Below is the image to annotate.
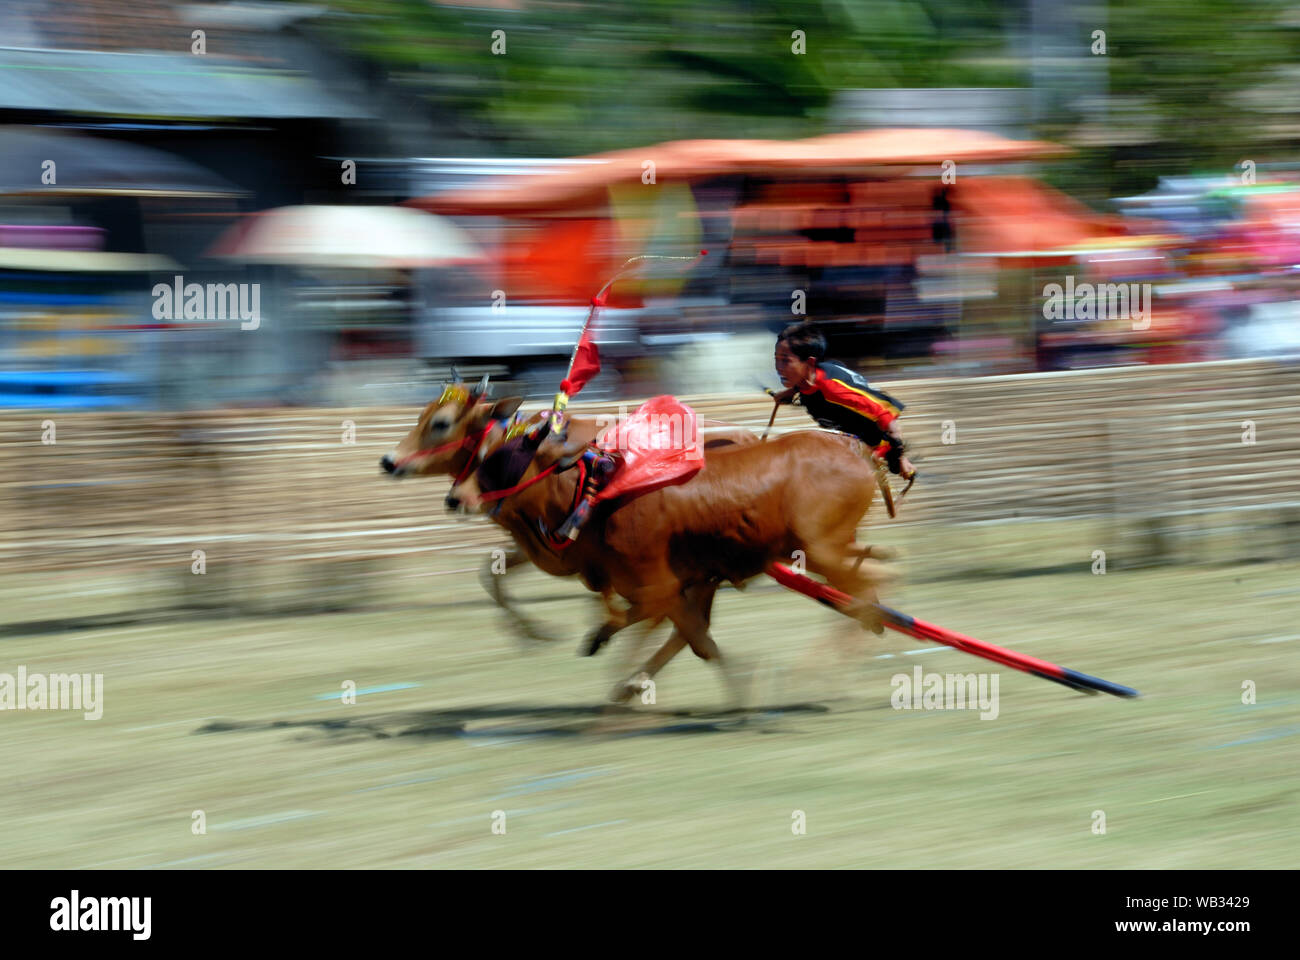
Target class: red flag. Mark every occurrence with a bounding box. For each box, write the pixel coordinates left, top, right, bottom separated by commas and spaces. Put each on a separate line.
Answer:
560, 325, 600, 397
557, 253, 706, 399
560, 291, 607, 398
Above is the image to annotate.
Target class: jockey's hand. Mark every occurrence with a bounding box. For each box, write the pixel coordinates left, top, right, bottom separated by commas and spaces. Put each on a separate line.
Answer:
898, 457, 917, 481
765, 386, 797, 404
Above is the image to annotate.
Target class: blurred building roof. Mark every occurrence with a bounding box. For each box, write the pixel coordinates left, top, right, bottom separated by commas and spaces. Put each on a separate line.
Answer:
950, 176, 1130, 259
2, 0, 187, 55
0, 46, 374, 120
0, 1, 371, 120
0, 126, 245, 196
0, 0, 322, 59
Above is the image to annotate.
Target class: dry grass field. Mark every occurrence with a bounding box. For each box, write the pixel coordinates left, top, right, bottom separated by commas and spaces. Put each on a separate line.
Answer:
3, 520, 1297, 869
5, 362, 1297, 868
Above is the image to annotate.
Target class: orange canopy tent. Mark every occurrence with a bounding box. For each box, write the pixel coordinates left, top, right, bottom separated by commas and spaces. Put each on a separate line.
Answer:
948, 176, 1132, 262
412, 129, 1067, 217
411, 130, 1117, 304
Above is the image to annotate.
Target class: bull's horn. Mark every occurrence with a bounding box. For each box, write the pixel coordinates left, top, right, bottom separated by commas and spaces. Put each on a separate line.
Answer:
525, 418, 552, 449
450, 364, 462, 383
472, 373, 490, 398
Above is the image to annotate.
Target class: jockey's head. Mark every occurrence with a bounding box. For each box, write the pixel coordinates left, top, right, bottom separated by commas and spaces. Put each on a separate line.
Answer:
775, 321, 825, 390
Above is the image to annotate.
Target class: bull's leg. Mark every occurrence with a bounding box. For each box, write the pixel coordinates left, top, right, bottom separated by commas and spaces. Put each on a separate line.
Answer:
605, 593, 680, 703
481, 546, 628, 648
848, 543, 897, 568
611, 583, 743, 708
609, 629, 688, 704
480, 544, 558, 643
581, 590, 628, 657
802, 543, 893, 635
673, 582, 747, 709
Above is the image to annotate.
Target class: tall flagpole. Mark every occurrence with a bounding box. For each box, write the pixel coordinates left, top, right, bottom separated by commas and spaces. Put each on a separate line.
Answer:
550, 251, 708, 432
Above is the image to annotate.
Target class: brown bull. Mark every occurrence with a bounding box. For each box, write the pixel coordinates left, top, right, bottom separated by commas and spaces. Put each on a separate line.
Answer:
449, 422, 892, 703
380, 381, 756, 649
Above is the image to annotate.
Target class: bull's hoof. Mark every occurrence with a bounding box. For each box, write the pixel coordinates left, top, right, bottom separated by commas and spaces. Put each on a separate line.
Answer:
860, 608, 885, 635
608, 681, 637, 704
608, 672, 651, 704
842, 599, 885, 636
581, 627, 613, 657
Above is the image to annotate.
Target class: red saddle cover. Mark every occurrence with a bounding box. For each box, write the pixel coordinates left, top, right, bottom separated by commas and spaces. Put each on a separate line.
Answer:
594, 395, 703, 502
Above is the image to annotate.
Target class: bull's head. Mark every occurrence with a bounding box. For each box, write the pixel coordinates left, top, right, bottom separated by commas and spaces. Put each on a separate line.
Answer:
380, 376, 522, 479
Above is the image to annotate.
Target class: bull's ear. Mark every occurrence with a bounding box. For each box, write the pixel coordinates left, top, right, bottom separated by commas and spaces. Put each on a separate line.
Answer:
489, 396, 523, 420
467, 395, 506, 429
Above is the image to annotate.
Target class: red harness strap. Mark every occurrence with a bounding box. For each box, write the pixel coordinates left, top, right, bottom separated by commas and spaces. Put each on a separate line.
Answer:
477, 462, 560, 503
478, 459, 587, 552
451, 424, 495, 487
393, 422, 495, 477
545, 460, 587, 550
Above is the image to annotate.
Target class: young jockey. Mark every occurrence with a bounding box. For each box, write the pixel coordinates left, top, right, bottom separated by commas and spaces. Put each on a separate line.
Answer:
773, 321, 916, 480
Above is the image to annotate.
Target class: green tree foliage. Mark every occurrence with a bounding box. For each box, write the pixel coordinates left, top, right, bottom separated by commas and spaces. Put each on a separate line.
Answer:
300, 0, 1300, 197
300, 0, 1018, 153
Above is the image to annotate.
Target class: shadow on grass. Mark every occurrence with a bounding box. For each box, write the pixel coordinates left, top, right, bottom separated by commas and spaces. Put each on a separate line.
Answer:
0, 596, 596, 639
194, 701, 856, 742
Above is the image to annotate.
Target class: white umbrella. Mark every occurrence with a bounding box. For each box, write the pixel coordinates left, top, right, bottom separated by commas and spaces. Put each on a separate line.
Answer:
206, 204, 483, 268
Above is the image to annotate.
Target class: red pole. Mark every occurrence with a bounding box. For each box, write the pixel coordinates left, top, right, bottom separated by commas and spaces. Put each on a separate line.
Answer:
766, 563, 1139, 698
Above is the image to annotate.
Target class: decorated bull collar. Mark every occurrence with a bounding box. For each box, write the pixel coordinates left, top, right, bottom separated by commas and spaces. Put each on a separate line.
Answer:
503, 413, 530, 441
501, 409, 566, 443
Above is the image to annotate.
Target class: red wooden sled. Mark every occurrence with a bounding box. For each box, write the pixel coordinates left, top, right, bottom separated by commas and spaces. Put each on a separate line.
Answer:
767, 563, 1139, 698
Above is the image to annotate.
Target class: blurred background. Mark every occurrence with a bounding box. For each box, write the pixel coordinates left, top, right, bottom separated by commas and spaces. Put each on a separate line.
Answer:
3, 0, 1300, 411
3, 1, 1299, 869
